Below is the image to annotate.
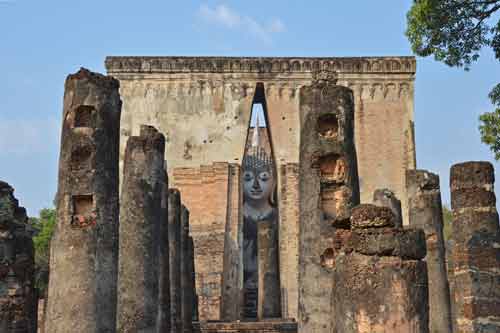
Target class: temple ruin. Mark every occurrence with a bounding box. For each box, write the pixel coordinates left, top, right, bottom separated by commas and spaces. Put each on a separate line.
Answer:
105, 56, 417, 325
1, 56, 499, 333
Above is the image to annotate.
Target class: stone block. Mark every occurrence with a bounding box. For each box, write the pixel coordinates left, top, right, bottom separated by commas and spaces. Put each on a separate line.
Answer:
333, 253, 429, 333
350, 204, 395, 229
373, 188, 403, 227
347, 227, 426, 259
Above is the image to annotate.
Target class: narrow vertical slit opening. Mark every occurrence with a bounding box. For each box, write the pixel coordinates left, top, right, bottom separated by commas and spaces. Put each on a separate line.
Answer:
241, 82, 281, 320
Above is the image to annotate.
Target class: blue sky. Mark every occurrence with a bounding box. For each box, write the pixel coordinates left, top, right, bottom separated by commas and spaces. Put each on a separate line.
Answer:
1, 1, 499, 216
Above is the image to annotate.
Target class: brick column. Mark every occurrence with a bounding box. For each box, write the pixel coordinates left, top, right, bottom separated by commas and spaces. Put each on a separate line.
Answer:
117, 125, 165, 332
45, 68, 121, 333
333, 204, 429, 333
450, 161, 500, 332
406, 170, 452, 333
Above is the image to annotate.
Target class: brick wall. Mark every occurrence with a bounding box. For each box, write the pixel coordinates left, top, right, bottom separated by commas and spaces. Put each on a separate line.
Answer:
173, 163, 231, 320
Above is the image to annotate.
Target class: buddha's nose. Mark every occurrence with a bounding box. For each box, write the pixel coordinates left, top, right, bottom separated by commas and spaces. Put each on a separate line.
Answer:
252, 178, 261, 190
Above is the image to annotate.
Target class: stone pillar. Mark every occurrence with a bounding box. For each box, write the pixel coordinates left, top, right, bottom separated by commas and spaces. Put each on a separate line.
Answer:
450, 161, 500, 333
45, 68, 121, 333
181, 205, 193, 333
117, 125, 165, 332
188, 236, 198, 324
0, 181, 37, 333
257, 220, 281, 319
445, 241, 457, 333
333, 204, 429, 333
373, 188, 402, 227
299, 77, 360, 332
279, 163, 300, 319
221, 164, 242, 321
406, 170, 452, 333
168, 189, 182, 333
157, 170, 171, 333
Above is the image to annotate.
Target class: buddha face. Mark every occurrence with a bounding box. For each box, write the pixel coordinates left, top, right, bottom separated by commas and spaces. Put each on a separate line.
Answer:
243, 168, 274, 204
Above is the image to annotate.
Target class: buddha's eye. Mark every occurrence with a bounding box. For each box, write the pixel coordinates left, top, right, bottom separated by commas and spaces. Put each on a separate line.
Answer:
259, 172, 270, 181
243, 172, 254, 181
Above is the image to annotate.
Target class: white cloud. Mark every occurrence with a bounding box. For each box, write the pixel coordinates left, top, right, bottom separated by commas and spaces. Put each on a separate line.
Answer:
199, 4, 241, 28
197, 4, 286, 44
0, 117, 60, 156
268, 18, 286, 33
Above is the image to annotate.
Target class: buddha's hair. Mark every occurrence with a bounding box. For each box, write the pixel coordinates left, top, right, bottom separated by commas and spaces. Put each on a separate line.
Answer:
243, 147, 274, 173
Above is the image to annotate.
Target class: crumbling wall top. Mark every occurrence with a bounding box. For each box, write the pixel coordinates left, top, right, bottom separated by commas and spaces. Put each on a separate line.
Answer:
66, 67, 120, 90
105, 56, 416, 75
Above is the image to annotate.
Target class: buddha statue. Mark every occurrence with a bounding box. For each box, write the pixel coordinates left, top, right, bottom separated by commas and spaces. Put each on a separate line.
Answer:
241, 115, 279, 318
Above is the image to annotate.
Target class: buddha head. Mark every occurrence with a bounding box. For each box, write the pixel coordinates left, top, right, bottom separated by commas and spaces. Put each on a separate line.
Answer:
242, 146, 275, 207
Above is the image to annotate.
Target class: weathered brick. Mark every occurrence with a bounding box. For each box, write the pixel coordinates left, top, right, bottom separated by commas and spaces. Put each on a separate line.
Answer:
450, 161, 500, 333
333, 204, 429, 333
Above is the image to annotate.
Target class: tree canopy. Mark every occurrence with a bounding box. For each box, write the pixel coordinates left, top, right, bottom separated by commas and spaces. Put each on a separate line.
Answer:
406, 0, 500, 159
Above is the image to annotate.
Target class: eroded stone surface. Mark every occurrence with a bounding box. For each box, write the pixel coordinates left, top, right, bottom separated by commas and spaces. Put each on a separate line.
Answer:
299, 81, 360, 332
195, 319, 297, 333
333, 253, 429, 333
168, 189, 182, 332
220, 164, 242, 321
157, 173, 171, 333
180, 205, 194, 332
257, 220, 281, 319
333, 204, 429, 333
350, 204, 395, 229
347, 227, 426, 259
117, 125, 166, 332
45, 68, 121, 333
373, 188, 402, 227
0, 181, 36, 333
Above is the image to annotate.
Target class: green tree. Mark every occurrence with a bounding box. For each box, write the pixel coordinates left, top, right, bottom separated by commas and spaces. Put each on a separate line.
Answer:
32, 208, 56, 296
406, 0, 500, 158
